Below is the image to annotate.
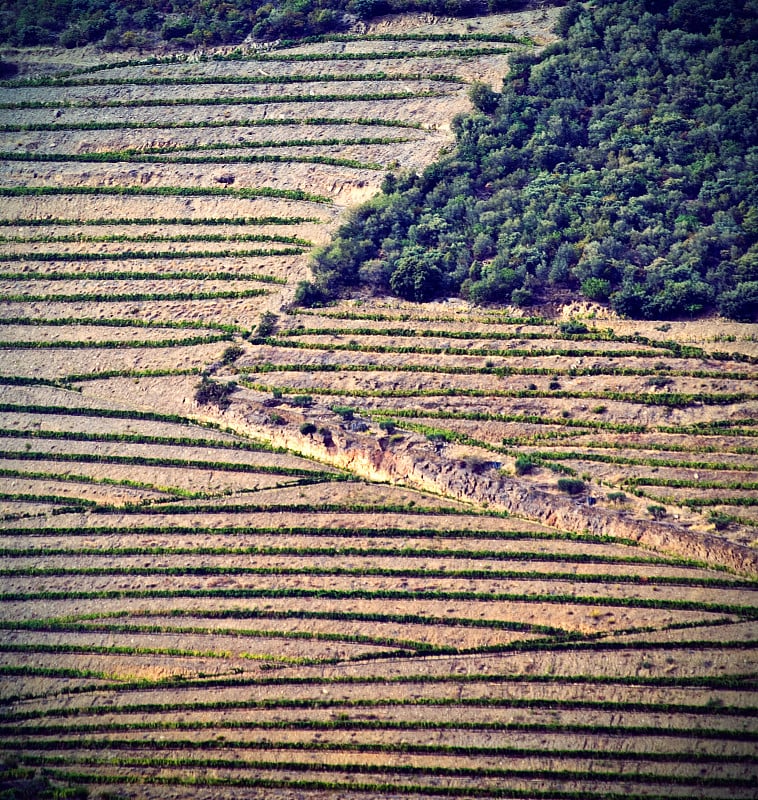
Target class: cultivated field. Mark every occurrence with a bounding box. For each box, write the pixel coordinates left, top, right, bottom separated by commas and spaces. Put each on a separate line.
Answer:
0, 8, 756, 798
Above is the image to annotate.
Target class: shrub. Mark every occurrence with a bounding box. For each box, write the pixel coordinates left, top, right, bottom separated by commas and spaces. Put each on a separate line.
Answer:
379, 420, 396, 434
331, 405, 355, 420
580, 278, 611, 302
294, 280, 325, 307
195, 377, 237, 409
709, 512, 731, 531
557, 477, 585, 495
647, 504, 667, 520
221, 344, 244, 365
607, 491, 627, 504
514, 455, 536, 476
291, 395, 313, 408
253, 311, 278, 340
559, 320, 588, 335
299, 422, 317, 435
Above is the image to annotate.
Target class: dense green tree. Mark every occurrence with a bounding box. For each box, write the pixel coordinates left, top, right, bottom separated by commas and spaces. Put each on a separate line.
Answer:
311, 0, 758, 321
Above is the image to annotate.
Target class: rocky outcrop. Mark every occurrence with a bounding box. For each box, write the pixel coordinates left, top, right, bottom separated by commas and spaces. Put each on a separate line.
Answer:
222, 394, 758, 578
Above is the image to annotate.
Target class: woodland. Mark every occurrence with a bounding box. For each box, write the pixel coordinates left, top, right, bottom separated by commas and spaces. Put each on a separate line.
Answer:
308, 0, 758, 320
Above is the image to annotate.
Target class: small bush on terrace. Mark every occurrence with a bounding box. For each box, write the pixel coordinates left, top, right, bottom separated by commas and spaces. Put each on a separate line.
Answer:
557, 477, 585, 495
514, 455, 537, 476
252, 311, 278, 341
195, 377, 237, 409
221, 344, 245, 365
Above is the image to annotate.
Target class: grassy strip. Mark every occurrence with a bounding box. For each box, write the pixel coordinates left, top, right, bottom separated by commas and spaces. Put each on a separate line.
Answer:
0, 609, 567, 638
261, 336, 668, 359
0, 316, 241, 333
0, 586, 754, 617
0, 185, 330, 203
0, 231, 312, 245
0, 620, 434, 654
0, 216, 320, 226
0, 641, 319, 664
2, 667, 754, 702
4, 688, 758, 723
520, 448, 758, 474
1, 562, 749, 589
0, 491, 95, 508
0, 150, 385, 170
277, 32, 529, 45
4, 71, 462, 89
277, 324, 622, 343
0, 249, 302, 263
0, 402, 278, 445
0, 270, 287, 283
0, 335, 231, 350
369, 408, 758, 440
3, 72, 459, 90
628, 478, 758, 490
0, 89, 446, 111
0, 289, 269, 303
0, 368, 202, 389
1, 734, 753, 766
0, 543, 692, 570
0, 428, 285, 454
244, 378, 756, 409
9, 753, 754, 791
0, 523, 645, 547
0, 467, 197, 499
241, 45, 517, 63
0, 449, 345, 480
239, 360, 755, 383
0, 116, 425, 133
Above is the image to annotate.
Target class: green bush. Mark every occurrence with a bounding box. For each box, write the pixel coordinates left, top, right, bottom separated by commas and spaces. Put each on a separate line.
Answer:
221, 345, 245, 365
514, 455, 536, 476
195, 378, 237, 410
557, 478, 585, 495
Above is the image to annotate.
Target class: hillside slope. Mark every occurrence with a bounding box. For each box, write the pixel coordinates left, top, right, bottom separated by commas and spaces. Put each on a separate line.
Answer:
0, 8, 756, 798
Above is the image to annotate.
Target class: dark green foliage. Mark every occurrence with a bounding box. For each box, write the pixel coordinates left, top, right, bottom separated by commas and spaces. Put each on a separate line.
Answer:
648, 504, 667, 520
557, 478, 585, 495
331, 405, 355, 420
709, 512, 732, 531
194, 377, 237, 410
514, 455, 536, 476
293, 280, 325, 308
468, 81, 499, 114
0, 0, 529, 49
558, 321, 588, 336
311, 0, 758, 320
252, 311, 279, 341
221, 345, 245, 365
299, 422, 317, 435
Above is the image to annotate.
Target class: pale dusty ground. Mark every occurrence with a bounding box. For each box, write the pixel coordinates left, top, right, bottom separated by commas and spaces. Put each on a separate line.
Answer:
0, 341, 227, 379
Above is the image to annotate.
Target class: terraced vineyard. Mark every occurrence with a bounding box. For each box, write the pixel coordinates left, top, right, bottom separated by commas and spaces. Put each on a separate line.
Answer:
0, 8, 757, 799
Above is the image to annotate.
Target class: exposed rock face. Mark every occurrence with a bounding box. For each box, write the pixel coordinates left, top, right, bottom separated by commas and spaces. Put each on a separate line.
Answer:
222, 394, 758, 577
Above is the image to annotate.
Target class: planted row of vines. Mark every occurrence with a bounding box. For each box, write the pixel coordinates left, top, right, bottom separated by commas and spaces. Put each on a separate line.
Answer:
0, 8, 756, 799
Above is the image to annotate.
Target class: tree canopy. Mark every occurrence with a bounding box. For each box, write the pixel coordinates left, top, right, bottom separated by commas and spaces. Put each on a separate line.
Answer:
0, 0, 534, 49
309, 0, 758, 320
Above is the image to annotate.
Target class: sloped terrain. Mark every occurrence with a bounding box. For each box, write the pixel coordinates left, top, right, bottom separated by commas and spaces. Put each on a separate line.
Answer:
0, 9, 756, 798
